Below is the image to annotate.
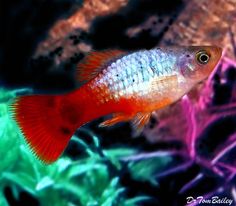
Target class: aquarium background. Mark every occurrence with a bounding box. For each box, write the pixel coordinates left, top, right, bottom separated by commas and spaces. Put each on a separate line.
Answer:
1, 0, 236, 205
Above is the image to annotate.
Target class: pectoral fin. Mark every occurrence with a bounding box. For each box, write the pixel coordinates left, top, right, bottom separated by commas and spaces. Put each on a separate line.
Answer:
131, 112, 152, 134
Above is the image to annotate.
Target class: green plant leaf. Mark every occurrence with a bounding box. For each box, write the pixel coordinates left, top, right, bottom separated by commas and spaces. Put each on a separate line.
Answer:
36, 176, 54, 191
124, 196, 151, 206
2, 172, 36, 195
0, 190, 9, 206
68, 163, 104, 178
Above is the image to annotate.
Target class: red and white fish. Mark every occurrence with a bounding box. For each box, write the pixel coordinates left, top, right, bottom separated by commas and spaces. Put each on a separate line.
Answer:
10, 46, 222, 163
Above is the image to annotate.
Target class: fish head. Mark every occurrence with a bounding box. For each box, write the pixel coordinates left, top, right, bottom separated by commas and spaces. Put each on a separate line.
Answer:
176, 46, 222, 83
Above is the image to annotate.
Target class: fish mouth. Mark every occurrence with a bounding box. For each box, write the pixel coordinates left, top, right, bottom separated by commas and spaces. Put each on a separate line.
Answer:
202, 46, 223, 78
210, 46, 223, 70
211, 46, 223, 61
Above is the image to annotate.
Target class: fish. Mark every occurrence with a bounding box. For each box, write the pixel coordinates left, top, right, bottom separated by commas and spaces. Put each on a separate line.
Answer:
9, 46, 222, 163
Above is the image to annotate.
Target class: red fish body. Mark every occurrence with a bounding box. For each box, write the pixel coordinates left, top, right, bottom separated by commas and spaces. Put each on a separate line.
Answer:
10, 46, 222, 163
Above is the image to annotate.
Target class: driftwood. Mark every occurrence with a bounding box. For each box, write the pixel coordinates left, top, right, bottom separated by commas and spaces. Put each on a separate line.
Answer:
35, 0, 236, 62
35, 0, 128, 60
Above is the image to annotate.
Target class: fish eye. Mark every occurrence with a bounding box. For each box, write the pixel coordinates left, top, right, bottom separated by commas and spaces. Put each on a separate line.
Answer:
196, 50, 210, 64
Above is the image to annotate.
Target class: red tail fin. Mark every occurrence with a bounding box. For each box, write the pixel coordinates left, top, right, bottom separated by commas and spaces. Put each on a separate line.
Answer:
9, 94, 78, 163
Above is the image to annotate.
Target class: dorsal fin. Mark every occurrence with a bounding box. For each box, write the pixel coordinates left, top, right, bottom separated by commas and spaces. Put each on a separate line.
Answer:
76, 50, 125, 83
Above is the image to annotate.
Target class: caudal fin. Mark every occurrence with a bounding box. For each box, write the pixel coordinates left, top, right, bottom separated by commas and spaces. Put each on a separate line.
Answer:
9, 95, 77, 163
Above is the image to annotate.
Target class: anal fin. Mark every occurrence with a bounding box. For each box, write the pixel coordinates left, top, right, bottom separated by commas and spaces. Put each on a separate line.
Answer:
99, 113, 134, 127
